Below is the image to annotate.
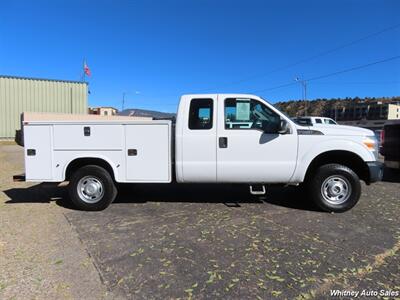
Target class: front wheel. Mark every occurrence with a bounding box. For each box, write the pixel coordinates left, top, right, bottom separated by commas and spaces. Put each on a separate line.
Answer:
307, 164, 361, 212
68, 165, 117, 211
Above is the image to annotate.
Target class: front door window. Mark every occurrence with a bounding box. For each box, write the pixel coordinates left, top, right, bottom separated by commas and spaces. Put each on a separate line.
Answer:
224, 98, 280, 132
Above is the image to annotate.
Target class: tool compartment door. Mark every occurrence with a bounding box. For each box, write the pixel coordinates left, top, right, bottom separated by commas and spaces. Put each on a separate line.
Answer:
125, 124, 170, 182
53, 124, 123, 150
24, 125, 53, 181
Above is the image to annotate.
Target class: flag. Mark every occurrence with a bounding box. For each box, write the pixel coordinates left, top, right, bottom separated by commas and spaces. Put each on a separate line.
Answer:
84, 60, 91, 77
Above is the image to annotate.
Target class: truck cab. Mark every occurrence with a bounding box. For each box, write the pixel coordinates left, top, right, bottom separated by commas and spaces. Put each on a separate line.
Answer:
175, 94, 297, 183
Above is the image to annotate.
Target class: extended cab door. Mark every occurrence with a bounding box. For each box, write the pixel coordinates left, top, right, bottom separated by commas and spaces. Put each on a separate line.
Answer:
217, 96, 298, 183
178, 96, 217, 182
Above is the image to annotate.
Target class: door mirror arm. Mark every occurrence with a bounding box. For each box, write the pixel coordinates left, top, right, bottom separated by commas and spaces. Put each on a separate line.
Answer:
278, 119, 290, 134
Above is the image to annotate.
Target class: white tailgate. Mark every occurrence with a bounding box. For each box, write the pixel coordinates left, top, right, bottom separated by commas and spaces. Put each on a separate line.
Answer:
125, 124, 170, 182
24, 125, 53, 180
53, 125, 123, 150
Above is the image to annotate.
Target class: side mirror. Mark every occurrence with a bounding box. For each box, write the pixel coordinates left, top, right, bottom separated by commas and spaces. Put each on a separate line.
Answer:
278, 119, 290, 134
261, 118, 291, 134
261, 118, 280, 133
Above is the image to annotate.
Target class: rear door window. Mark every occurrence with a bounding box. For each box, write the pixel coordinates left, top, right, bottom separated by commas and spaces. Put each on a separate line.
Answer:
188, 99, 213, 130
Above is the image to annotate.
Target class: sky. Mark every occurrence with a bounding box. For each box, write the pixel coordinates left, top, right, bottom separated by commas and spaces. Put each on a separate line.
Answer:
0, 0, 399, 113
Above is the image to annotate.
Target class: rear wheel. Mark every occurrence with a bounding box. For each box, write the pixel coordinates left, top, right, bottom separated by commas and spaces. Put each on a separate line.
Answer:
307, 164, 361, 212
68, 165, 117, 211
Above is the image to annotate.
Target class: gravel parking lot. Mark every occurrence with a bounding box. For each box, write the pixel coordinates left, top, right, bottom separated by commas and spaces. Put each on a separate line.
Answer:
1, 144, 399, 299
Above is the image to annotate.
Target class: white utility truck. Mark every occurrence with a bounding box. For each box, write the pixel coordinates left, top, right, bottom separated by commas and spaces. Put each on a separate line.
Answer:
17, 94, 383, 212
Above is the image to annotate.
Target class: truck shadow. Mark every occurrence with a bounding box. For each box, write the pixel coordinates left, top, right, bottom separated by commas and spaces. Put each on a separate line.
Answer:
3, 182, 318, 212
3, 182, 70, 206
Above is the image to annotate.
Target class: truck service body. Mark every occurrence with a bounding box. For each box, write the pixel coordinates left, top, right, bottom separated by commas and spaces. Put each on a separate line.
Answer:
18, 94, 383, 212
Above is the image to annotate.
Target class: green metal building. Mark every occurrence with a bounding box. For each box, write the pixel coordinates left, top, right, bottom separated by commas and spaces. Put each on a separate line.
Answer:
0, 75, 88, 139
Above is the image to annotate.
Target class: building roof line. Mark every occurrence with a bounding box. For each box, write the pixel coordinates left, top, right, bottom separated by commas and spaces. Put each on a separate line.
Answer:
0, 74, 88, 85
89, 106, 118, 110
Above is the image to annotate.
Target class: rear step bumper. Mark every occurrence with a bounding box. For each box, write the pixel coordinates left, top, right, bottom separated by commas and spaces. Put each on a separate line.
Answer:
249, 185, 266, 195
13, 174, 26, 182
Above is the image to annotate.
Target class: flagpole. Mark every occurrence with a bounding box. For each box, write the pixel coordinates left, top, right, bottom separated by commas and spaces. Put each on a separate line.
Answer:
82, 58, 86, 83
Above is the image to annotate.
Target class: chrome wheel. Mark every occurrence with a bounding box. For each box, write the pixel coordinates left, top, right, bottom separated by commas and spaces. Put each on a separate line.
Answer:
321, 175, 351, 205
77, 176, 104, 204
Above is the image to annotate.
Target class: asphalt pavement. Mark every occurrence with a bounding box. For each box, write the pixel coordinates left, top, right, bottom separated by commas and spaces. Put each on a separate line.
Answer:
65, 180, 400, 299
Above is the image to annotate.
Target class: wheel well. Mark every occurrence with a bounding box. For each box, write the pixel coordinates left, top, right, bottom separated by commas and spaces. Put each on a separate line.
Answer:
305, 151, 370, 183
65, 158, 115, 181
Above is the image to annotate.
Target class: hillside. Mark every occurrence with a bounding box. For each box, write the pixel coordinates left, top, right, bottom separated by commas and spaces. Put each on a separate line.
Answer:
118, 108, 176, 119
274, 96, 400, 117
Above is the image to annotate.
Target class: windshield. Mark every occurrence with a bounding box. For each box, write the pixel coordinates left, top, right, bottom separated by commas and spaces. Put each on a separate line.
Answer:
326, 119, 337, 124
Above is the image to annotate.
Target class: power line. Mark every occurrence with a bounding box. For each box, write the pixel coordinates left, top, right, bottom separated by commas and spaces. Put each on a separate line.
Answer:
254, 55, 400, 93
197, 23, 400, 91
307, 56, 400, 82
311, 81, 400, 85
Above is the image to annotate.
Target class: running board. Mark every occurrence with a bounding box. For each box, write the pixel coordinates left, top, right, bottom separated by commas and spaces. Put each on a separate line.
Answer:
249, 185, 266, 195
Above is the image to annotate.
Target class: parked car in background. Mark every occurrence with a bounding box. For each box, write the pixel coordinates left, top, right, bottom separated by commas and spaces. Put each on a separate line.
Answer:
380, 121, 400, 169
292, 116, 337, 126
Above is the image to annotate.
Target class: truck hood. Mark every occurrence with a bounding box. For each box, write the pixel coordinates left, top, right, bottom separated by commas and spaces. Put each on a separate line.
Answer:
299, 124, 374, 136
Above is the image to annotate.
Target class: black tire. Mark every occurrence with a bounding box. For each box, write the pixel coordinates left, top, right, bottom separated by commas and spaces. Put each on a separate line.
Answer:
307, 163, 361, 213
68, 165, 117, 211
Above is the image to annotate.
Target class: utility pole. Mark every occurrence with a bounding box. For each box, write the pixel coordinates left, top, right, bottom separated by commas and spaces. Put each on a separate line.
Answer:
295, 77, 307, 116
122, 92, 126, 112
335, 105, 337, 121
